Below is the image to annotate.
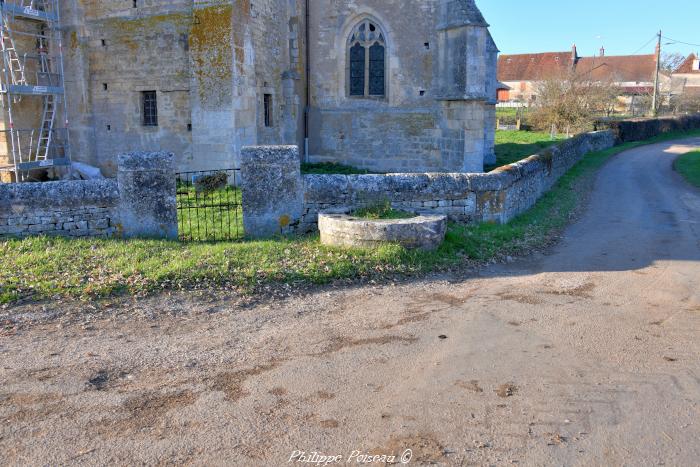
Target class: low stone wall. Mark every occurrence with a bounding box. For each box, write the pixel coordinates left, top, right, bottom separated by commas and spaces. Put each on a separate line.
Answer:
0, 180, 119, 237
0, 152, 177, 240
295, 130, 616, 232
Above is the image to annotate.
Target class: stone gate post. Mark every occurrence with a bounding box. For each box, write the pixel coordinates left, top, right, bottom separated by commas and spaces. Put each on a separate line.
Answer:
240, 145, 303, 238
116, 151, 178, 239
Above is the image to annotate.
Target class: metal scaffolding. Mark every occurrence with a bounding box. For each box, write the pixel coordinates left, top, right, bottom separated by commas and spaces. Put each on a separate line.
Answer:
0, 0, 70, 182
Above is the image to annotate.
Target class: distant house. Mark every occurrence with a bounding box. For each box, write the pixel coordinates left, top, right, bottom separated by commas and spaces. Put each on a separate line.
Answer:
497, 45, 666, 114
670, 54, 700, 112
497, 46, 579, 103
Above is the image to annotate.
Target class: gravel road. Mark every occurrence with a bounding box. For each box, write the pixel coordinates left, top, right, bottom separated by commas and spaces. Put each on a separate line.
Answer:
1, 138, 699, 466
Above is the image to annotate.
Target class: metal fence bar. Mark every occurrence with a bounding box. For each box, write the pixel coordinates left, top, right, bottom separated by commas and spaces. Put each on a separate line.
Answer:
175, 168, 243, 242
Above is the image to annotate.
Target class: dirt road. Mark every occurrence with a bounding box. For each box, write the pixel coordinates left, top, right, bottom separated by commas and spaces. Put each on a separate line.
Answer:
2, 138, 699, 466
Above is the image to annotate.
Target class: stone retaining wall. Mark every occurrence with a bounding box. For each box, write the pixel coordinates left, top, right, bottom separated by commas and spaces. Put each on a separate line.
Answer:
0, 152, 177, 240
295, 130, 616, 232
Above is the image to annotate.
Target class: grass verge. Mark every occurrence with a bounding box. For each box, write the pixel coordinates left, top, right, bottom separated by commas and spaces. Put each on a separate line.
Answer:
2, 129, 699, 305
490, 130, 566, 170
674, 150, 700, 188
353, 200, 414, 220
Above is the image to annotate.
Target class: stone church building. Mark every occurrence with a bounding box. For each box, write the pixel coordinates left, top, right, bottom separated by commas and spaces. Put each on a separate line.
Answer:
1, 0, 498, 178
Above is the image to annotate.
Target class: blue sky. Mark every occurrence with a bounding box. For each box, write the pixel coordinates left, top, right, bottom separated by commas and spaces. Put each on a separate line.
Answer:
478, 0, 700, 58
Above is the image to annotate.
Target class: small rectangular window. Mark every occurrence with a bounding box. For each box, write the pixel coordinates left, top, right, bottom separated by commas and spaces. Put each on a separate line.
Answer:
142, 91, 158, 127
263, 94, 272, 127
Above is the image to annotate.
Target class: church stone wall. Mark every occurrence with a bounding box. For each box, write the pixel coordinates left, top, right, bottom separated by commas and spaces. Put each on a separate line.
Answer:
60, 0, 303, 175
307, 0, 497, 173
49, 0, 495, 177
61, 0, 193, 176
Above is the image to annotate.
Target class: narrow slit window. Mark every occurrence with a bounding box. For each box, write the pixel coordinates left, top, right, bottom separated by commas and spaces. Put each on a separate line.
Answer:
142, 91, 158, 127
263, 94, 273, 127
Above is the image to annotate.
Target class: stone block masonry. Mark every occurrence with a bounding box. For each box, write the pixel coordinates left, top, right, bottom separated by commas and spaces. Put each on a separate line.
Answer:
117, 152, 178, 240
0, 152, 177, 240
296, 131, 616, 233
240, 145, 303, 238
0, 180, 119, 238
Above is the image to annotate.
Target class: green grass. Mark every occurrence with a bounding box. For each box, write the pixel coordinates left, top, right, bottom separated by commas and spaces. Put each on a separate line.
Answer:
674, 150, 700, 188
496, 108, 520, 119
353, 201, 414, 220
491, 130, 566, 170
2, 129, 699, 305
176, 182, 243, 241
301, 162, 374, 175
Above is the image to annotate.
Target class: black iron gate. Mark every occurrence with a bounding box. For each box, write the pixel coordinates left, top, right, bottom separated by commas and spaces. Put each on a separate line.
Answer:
175, 169, 243, 242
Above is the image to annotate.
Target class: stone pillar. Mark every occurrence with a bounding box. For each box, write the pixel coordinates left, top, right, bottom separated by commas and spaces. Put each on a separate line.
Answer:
240, 145, 302, 238
116, 152, 177, 239
435, 0, 499, 173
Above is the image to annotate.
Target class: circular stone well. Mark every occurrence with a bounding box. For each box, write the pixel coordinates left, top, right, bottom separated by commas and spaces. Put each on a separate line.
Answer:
318, 213, 447, 251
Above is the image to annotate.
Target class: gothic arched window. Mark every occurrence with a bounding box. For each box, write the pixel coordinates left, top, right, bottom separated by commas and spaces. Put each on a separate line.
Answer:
347, 19, 386, 98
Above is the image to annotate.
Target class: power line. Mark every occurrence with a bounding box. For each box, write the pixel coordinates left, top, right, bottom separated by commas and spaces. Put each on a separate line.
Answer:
630, 34, 658, 55
662, 35, 700, 48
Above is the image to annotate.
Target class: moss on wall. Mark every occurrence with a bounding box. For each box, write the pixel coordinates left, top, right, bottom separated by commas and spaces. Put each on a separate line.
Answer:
189, 4, 235, 107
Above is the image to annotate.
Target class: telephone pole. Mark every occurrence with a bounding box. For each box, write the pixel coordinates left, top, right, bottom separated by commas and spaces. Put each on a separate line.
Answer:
651, 30, 662, 117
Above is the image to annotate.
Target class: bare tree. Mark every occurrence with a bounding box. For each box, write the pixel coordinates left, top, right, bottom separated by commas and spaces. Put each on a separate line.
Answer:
661, 52, 687, 73
530, 73, 620, 134
669, 91, 700, 114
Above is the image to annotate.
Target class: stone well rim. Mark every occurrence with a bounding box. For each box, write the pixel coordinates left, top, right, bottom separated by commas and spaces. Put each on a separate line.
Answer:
318, 213, 448, 251
319, 213, 447, 225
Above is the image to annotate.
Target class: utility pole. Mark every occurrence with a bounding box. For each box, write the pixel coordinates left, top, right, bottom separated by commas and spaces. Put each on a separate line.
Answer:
651, 30, 662, 117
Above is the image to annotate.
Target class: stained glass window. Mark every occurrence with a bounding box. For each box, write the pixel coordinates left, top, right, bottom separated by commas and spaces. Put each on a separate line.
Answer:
347, 19, 386, 98
349, 43, 366, 96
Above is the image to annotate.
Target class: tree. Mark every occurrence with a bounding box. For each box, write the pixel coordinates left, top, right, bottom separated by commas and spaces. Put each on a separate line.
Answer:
661, 52, 686, 73
529, 73, 620, 134
669, 91, 700, 114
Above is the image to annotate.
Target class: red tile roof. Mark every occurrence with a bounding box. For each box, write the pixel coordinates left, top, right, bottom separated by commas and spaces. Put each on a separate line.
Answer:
498, 52, 575, 81
675, 54, 700, 74
576, 55, 656, 83
498, 51, 657, 83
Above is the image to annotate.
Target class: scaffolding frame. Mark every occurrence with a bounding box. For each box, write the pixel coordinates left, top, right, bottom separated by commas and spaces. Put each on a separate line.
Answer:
0, 0, 70, 182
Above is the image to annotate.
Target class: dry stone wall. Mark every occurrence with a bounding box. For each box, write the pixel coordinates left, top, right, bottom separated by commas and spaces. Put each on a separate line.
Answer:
0, 152, 177, 240
0, 180, 119, 238
296, 130, 616, 233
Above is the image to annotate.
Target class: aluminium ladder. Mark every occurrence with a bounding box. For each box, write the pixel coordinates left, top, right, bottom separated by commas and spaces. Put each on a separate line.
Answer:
0, 0, 70, 182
